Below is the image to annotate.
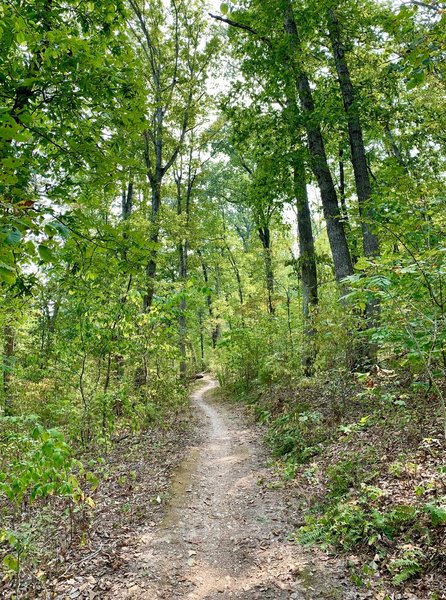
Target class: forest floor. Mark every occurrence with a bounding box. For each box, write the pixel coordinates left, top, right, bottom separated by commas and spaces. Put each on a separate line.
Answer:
47, 376, 370, 600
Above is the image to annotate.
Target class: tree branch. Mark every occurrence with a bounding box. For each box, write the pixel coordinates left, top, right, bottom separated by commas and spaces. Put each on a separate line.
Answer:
209, 13, 272, 47
402, 0, 445, 12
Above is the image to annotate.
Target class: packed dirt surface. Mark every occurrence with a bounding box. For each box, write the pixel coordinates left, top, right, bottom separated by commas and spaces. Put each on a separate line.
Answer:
95, 376, 366, 600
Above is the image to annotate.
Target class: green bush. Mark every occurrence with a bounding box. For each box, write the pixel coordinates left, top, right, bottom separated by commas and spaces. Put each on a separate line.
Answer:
298, 500, 419, 551
267, 409, 324, 464
0, 416, 95, 584
326, 451, 377, 499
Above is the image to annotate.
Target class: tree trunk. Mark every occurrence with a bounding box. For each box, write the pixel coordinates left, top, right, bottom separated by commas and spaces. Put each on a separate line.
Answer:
143, 178, 161, 311
283, 1, 354, 283
198, 251, 220, 349
293, 159, 318, 374
176, 157, 196, 380
258, 226, 275, 315
225, 244, 244, 307
327, 8, 380, 365
178, 235, 188, 380
213, 263, 222, 345
327, 8, 379, 260
221, 210, 244, 308
293, 161, 318, 319
198, 310, 205, 368
122, 181, 134, 220
338, 147, 348, 220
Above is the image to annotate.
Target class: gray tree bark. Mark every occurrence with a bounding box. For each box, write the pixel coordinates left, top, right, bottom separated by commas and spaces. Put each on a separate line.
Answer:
327, 8, 380, 260
258, 226, 275, 315
293, 158, 318, 374
283, 1, 354, 283
327, 8, 381, 365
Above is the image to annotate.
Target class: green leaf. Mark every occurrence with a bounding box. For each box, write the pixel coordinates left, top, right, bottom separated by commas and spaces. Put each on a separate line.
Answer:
16, 30, 27, 44
406, 70, 426, 89
5, 228, 22, 246
38, 245, 54, 262
0, 265, 16, 284
425, 503, 446, 526
2, 553, 19, 573
50, 221, 69, 239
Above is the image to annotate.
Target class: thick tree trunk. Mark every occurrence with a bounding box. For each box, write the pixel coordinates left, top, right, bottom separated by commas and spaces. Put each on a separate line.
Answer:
293, 159, 318, 373
283, 2, 353, 283
328, 8, 380, 365
293, 161, 318, 319
338, 147, 348, 220
258, 226, 275, 315
327, 8, 379, 260
122, 181, 134, 220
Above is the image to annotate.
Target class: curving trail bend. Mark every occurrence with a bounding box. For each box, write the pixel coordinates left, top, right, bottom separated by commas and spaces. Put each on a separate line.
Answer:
106, 375, 364, 600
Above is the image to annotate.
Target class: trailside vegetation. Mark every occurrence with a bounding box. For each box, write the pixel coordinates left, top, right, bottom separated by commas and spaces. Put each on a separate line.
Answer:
1, 0, 445, 596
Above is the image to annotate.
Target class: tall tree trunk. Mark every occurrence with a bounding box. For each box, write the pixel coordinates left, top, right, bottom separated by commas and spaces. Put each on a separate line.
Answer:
258, 226, 275, 315
178, 231, 188, 380
293, 159, 318, 319
213, 262, 222, 346
327, 8, 379, 260
293, 158, 318, 373
178, 279, 187, 378
143, 178, 161, 311
176, 155, 196, 380
198, 251, 220, 349
225, 244, 244, 307
198, 310, 205, 369
338, 147, 348, 220
221, 209, 244, 307
122, 181, 134, 220
327, 8, 380, 365
283, 1, 354, 284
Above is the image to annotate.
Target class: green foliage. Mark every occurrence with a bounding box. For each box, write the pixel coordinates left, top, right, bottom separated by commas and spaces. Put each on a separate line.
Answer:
298, 499, 419, 551
0, 416, 97, 585
326, 452, 377, 499
0, 416, 87, 506
1, 0, 446, 594
388, 548, 425, 585
266, 409, 323, 465
0, 527, 32, 580
424, 501, 446, 527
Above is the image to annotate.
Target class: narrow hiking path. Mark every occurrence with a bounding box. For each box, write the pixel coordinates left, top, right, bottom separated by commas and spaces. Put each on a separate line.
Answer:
95, 375, 366, 600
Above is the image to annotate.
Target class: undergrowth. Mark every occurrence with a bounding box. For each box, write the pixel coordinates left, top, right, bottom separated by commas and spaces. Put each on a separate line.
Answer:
222, 368, 446, 595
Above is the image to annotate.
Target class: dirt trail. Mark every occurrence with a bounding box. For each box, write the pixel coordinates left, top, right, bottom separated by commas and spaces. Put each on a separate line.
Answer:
105, 376, 365, 599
